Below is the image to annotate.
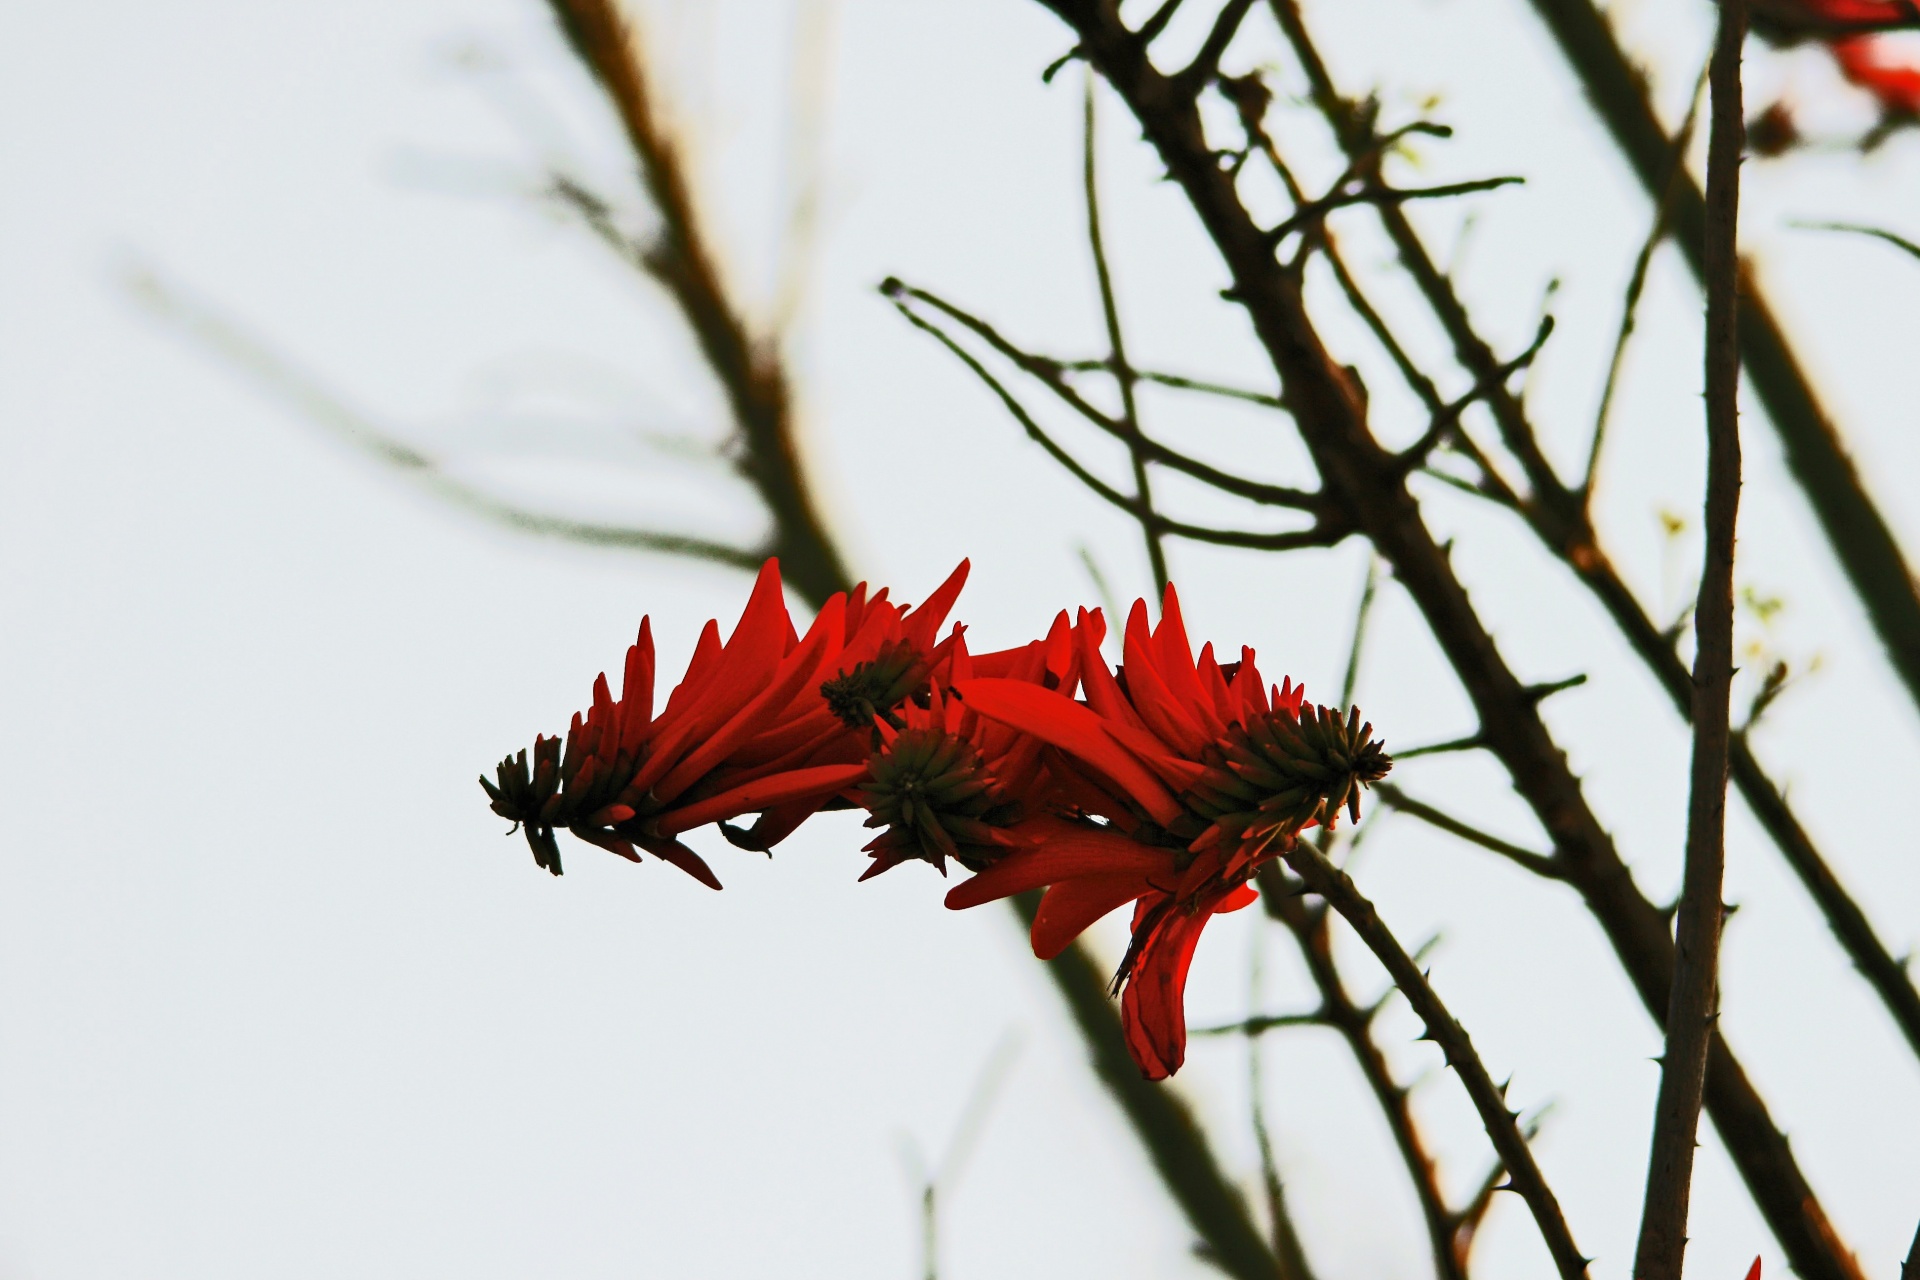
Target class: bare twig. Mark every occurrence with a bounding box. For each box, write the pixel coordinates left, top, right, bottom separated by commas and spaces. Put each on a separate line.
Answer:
1374, 782, 1568, 882
888, 280, 1324, 512
1244, 929, 1321, 1280
1583, 62, 1710, 503
1085, 72, 1169, 591
1257, 879, 1469, 1280
1634, 5, 1746, 1274
1793, 219, 1920, 266
887, 294, 1342, 551
1172, 0, 1256, 95
1278, 844, 1590, 1280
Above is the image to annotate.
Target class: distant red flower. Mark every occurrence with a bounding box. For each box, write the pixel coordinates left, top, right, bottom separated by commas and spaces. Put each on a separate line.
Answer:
1832, 35, 1920, 115
945, 586, 1391, 1078
481, 557, 968, 884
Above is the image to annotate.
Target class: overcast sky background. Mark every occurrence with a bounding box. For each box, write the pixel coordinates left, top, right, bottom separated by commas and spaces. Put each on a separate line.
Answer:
4, 2, 1920, 1278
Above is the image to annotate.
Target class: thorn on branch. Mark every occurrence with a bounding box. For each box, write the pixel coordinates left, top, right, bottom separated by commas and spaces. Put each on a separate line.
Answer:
1524, 673, 1589, 704
1042, 45, 1086, 83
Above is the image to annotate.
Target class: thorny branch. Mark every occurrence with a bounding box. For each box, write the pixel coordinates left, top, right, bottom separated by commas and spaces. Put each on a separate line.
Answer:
1634, 3, 1746, 1274
1019, 4, 1864, 1276
1257, 874, 1477, 1280
1278, 843, 1590, 1280
1260, 0, 1920, 1070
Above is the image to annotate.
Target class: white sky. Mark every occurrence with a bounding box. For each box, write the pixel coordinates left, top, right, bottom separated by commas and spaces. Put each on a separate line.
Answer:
2, 2, 1918, 1278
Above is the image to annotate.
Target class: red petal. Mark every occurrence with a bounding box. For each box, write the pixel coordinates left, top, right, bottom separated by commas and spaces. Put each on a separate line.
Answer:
1217, 882, 1260, 913
1120, 907, 1212, 1079
632, 835, 723, 890
942, 817, 1168, 910
1744, 1259, 1761, 1280
953, 679, 1184, 827
1030, 873, 1152, 959
619, 619, 656, 754
655, 762, 868, 836
652, 607, 839, 802
1152, 584, 1215, 726
902, 559, 970, 650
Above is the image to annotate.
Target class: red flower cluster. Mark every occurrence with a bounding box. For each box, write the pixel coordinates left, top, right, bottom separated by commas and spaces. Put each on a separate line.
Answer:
482, 560, 1391, 1079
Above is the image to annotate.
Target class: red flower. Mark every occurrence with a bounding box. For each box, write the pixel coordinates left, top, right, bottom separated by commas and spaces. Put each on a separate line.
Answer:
481, 557, 968, 884
1832, 35, 1920, 116
854, 611, 1080, 880
944, 586, 1391, 1079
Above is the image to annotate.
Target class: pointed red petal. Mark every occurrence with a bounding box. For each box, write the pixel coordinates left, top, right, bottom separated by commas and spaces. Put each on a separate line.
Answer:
1031, 873, 1153, 959
651, 601, 839, 802
942, 817, 1168, 910
632, 835, 723, 890
954, 679, 1184, 827
1120, 907, 1212, 1079
902, 559, 969, 650
655, 762, 867, 836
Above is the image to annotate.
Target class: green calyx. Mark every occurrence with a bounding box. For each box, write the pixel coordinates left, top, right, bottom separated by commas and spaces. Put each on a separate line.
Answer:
859, 727, 1009, 874
820, 640, 928, 729
1186, 703, 1393, 847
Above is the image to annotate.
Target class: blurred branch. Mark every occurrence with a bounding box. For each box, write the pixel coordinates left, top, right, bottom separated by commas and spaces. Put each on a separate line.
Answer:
125, 267, 761, 571
1793, 219, 1920, 265
1244, 921, 1322, 1280
545, 0, 850, 605
1583, 61, 1709, 503
1010, 890, 1288, 1280
900, 1031, 1024, 1280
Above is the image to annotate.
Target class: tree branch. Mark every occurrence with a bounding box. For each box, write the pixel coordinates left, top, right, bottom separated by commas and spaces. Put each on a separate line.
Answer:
1514, 0, 1920, 726
1634, 5, 1745, 1273
1085, 72, 1170, 591
888, 289, 1344, 551
1278, 844, 1590, 1280
1043, 5, 1864, 1274
1258, 877, 1471, 1280
545, 0, 851, 605
885, 281, 1326, 512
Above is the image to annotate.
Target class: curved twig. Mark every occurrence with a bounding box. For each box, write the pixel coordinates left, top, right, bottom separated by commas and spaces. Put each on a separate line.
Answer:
887, 280, 1324, 511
